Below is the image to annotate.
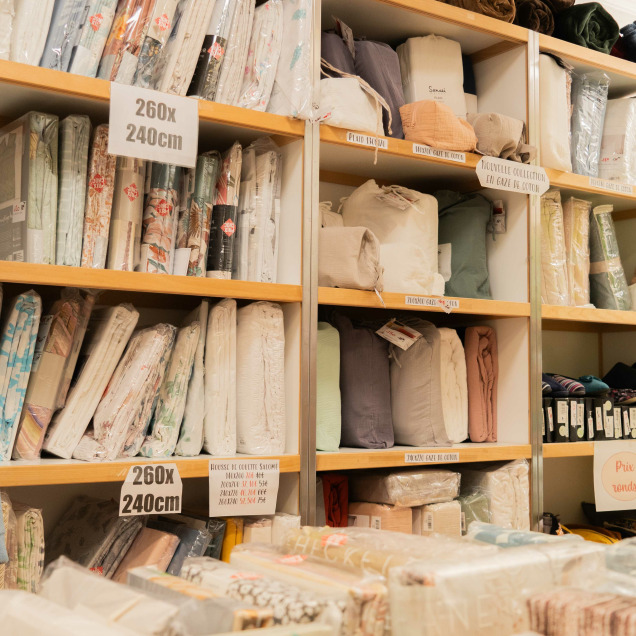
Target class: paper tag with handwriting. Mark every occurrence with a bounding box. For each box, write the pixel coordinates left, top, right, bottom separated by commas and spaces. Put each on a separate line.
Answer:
413, 144, 465, 163
589, 177, 634, 195
405, 452, 460, 463
346, 131, 388, 149
405, 296, 459, 313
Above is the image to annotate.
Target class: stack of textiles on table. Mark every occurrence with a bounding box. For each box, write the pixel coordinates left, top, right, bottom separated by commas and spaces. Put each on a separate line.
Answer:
0, 112, 286, 284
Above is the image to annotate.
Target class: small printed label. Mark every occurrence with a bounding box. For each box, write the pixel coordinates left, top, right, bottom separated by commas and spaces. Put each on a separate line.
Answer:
334, 17, 356, 59
120, 463, 182, 516
615, 408, 622, 438
589, 177, 634, 195
488, 200, 507, 234
476, 157, 549, 195
542, 410, 546, 436
425, 512, 434, 532
12, 202, 25, 223
577, 403, 585, 439
404, 296, 460, 313
630, 408, 636, 431
370, 516, 382, 530
605, 415, 614, 438
405, 452, 460, 464
376, 319, 422, 351
412, 143, 466, 163
624, 411, 631, 437
588, 414, 594, 440
346, 131, 388, 149
570, 402, 577, 432
596, 406, 603, 431
547, 408, 554, 432
557, 401, 568, 425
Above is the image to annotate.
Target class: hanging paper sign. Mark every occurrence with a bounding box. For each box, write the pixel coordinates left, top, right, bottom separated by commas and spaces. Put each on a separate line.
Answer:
346, 131, 388, 150
594, 441, 636, 511
209, 459, 280, 516
109, 83, 198, 168
404, 296, 459, 313
405, 452, 460, 464
412, 144, 466, 163
120, 463, 182, 516
589, 177, 634, 195
476, 157, 549, 195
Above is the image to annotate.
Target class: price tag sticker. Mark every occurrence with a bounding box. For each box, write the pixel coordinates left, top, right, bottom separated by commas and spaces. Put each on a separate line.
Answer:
120, 463, 182, 516
209, 459, 280, 517
109, 83, 198, 168
346, 131, 388, 150
589, 177, 634, 195
476, 157, 549, 195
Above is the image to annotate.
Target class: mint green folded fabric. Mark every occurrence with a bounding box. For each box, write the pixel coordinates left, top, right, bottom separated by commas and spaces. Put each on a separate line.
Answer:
554, 3, 619, 54
316, 322, 341, 452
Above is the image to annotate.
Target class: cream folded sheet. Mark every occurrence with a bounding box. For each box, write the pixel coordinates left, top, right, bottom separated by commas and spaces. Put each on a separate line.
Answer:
438, 328, 468, 444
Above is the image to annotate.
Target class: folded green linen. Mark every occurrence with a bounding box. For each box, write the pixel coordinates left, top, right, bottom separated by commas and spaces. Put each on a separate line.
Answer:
554, 2, 619, 54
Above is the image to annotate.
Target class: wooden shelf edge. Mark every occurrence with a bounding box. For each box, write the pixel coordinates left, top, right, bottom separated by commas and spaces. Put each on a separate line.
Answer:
542, 304, 636, 327
319, 287, 530, 317
0, 262, 302, 303
316, 444, 531, 471
0, 454, 301, 486
543, 442, 593, 458
547, 169, 636, 201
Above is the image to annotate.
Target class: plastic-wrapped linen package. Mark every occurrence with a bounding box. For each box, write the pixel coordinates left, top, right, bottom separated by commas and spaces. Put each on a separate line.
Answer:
340, 180, 444, 296
438, 328, 468, 444
540, 189, 571, 306
203, 299, 237, 456
9, 0, 55, 65
589, 203, 631, 310
150, 0, 216, 96
349, 502, 412, 534
237, 0, 284, 111
67, 0, 119, 78
1, 490, 18, 589
132, 0, 181, 88
0, 291, 42, 462
539, 54, 572, 173
236, 301, 286, 455
466, 521, 583, 548
39, 0, 87, 71
570, 71, 610, 177
0, 1, 14, 61
43, 304, 139, 459
397, 35, 466, 118
139, 322, 199, 458
413, 501, 462, 537
81, 124, 117, 268
271, 513, 301, 546
267, 0, 312, 119
599, 97, 636, 185
149, 517, 212, 576
13, 501, 44, 592
562, 196, 591, 307
187, 0, 237, 102
458, 492, 490, 532
72, 323, 175, 461
606, 537, 636, 576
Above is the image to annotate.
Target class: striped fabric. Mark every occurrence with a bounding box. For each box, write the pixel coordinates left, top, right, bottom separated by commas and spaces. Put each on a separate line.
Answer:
549, 373, 586, 396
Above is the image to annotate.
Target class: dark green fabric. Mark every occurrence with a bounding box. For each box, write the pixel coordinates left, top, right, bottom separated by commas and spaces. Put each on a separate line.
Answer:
554, 3, 619, 54
435, 191, 492, 300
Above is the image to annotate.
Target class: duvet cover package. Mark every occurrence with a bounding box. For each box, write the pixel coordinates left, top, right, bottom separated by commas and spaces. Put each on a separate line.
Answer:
39, 0, 87, 72
0, 112, 58, 264
540, 189, 570, 306
563, 196, 591, 307
599, 97, 636, 185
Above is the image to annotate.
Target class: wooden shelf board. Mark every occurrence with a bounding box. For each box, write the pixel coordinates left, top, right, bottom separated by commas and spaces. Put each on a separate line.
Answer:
0, 454, 301, 486
316, 443, 531, 471
543, 443, 593, 458
542, 304, 636, 328
319, 287, 530, 317
0, 262, 302, 303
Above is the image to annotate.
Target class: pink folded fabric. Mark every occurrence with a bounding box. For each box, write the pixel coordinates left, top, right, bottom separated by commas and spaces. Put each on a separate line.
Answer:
112, 527, 179, 583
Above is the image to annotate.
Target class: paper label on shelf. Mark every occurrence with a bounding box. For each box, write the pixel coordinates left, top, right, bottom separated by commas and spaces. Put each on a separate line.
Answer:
424, 512, 434, 532
376, 319, 422, 350
109, 83, 198, 168
370, 516, 382, 530
557, 401, 568, 424
412, 143, 466, 163
404, 296, 459, 313
476, 157, 549, 195
589, 177, 634, 195
346, 131, 388, 150
405, 452, 460, 464
594, 441, 636, 511
120, 463, 182, 516
209, 459, 279, 517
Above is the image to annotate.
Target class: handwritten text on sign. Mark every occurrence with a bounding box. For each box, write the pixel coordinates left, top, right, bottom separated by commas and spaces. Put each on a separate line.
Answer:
405, 296, 459, 313
476, 157, 549, 195
209, 460, 280, 516
109, 83, 198, 168
346, 131, 388, 150
589, 177, 634, 195
120, 463, 182, 516
594, 441, 636, 511
412, 144, 466, 163
405, 452, 460, 464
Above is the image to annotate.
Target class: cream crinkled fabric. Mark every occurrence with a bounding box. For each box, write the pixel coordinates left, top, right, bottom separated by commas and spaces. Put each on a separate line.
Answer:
563, 197, 591, 307
439, 328, 468, 444
540, 189, 571, 306
9, 0, 54, 65
0, 1, 14, 60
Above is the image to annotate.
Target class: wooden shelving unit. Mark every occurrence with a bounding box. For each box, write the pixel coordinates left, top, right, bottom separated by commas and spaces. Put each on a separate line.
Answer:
543, 443, 594, 459
542, 304, 636, 328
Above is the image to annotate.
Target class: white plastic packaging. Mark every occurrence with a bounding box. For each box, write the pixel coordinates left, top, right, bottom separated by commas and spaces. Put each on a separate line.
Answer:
562, 196, 591, 307
540, 189, 571, 306
599, 97, 636, 185
10, 0, 55, 65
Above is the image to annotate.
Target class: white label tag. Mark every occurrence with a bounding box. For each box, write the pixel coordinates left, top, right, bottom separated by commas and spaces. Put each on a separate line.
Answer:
109, 83, 198, 168
488, 200, 506, 234
412, 143, 466, 163
438, 244, 452, 282
209, 460, 279, 517
547, 408, 554, 432
404, 296, 460, 313
476, 157, 549, 195
405, 452, 460, 464
596, 406, 603, 431
424, 512, 434, 532
120, 463, 182, 516
615, 408, 622, 438
542, 410, 546, 436
570, 402, 577, 433
557, 401, 568, 424
577, 403, 585, 439
589, 177, 634, 195
588, 414, 594, 440
605, 415, 614, 438
630, 408, 636, 431
346, 131, 388, 149
376, 319, 422, 350
371, 516, 382, 530
624, 411, 631, 437
12, 202, 25, 223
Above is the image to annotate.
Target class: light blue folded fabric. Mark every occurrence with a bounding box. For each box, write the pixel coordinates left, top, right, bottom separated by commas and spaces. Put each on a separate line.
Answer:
40, 0, 88, 72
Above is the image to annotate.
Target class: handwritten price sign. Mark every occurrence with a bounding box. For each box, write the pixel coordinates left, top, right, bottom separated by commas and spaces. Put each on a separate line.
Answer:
594, 441, 636, 511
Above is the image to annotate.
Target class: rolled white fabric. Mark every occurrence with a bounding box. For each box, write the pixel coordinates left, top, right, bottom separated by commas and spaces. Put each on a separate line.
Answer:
203, 299, 237, 456
10, 0, 55, 65
43, 304, 139, 459
236, 302, 285, 455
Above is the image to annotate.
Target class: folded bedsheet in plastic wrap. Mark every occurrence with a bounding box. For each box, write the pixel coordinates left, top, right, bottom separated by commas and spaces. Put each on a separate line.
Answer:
349, 502, 412, 534
67, 0, 118, 78
46, 497, 144, 578
600, 97, 636, 185
230, 543, 389, 636
341, 180, 444, 296
73, 323, 175, 461
389, 540, 606, 636
236, 301, 286, 455
589, 203, 631, 310
10, 0, 55, 65
40, 0, 88, 72
563, 196, 591, 307
1, 491, 17, 589
316, 322, 341, 452
349, 468, 460, 508
81, 124, 117, 268
203, 298, 237, 456
541, 189, 570, 306
13, 501, 44, 593
43, 304, 139, 459
414, 500, 462, 537
467, 521, 583, 548
0, 290, 41, 462
149, 517, 212, 575
56, 115, 90, 267
460, 460, 530, 530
